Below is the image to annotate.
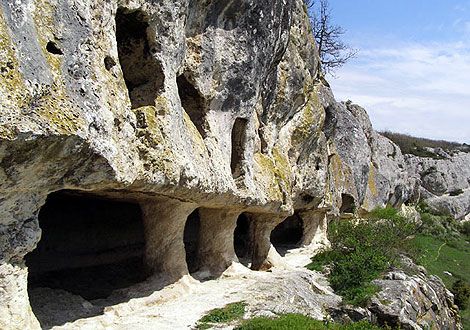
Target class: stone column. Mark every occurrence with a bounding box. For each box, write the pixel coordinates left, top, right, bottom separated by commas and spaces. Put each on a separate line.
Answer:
299, 210, 329, 247
197, 208, 240, 275
0, 263, 41, 330
250, 213, 284, 271
0, 193, 43, 330
140, 198, 197, 281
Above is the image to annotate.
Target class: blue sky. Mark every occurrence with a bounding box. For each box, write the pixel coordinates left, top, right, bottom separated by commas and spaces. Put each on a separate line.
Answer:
325, 0, 470, 142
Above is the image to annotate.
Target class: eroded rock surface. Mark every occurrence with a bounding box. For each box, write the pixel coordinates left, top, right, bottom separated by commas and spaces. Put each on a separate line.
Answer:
369, 271, 461, 330
406, 151, 470, 219
323, 100, 417, 215
0, 0, 462, 328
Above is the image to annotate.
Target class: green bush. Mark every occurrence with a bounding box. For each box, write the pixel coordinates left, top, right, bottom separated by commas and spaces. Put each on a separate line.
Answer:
451, 280, 470, 310
460, 221, 470, 237
416, 201, 461, 241
307, 207, 416, 306
380, 131, 469, 157
235, 314, 381, 330
197, 302, 246, 329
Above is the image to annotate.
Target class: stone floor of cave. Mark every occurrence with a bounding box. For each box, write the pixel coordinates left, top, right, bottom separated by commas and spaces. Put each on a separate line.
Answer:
31, 242, 336, 330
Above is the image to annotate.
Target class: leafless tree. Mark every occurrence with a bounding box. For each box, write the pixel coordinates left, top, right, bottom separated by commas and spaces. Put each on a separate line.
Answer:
305, 0, 357, 75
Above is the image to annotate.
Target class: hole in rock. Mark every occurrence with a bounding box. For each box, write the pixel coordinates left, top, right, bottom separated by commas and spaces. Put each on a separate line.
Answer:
270, 214, 303, 256
104, 56, 116, 71
183, 209, 201, 273
231, 118, 248, 178
234, 213, 252, 266
46, 41, 63, 55
116, 8, 164, 109
25, 190, 149, 327
177, 74, 207, 138
340, 193, 356, 213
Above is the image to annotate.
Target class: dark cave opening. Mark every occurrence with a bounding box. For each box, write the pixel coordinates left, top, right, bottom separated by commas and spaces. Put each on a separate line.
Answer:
177, 74, 207, 138
116, 8, 164, 109
183, 209, 201, 273
340, 193, 356, 213
231, 118, 248, 178
270, 214, 303, 255
25, 191, 148, 302
234, 213, 252, 265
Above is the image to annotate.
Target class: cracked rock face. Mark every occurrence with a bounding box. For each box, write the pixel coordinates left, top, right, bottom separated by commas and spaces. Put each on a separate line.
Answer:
406, 151, 470, 220
323, 100, 417, 215
370, 269, 461, 330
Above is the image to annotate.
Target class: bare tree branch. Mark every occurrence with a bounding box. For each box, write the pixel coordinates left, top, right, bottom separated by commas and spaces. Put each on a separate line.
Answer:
305, 0, 358, 75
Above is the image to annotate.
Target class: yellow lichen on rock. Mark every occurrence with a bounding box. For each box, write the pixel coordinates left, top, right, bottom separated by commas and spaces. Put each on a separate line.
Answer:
0, 10, 26, 135
367, 163, 378, 197
292, 89, 324, 145
254, 147, 293, 202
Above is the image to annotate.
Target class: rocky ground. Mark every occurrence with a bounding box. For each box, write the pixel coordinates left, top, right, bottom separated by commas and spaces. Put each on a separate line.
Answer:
30, 243, 341, 330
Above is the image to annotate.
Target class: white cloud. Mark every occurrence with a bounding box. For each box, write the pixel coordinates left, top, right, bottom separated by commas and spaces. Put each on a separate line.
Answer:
330, 41, 470, 143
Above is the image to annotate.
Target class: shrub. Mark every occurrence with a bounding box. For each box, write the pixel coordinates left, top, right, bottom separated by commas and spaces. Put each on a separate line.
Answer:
307, 207, 417, 306
236, 314, 381, 330
416, 201, 462, 241
461, 221, 470, 237
197, 302, 246, 329
451, 280, 470, 310
380, 131, 468, 157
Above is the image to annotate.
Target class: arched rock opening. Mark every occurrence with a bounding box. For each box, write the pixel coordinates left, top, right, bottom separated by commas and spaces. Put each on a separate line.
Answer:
183, 209, 201, 273
234, 213, 252, 266
231, 118, 248, 178
116, 8, 164, 109
270, 214, 303, 255
177, 74, 207, 138
26, 191, 148, 299
25, 190, 149, 327
340, 193, 356, 214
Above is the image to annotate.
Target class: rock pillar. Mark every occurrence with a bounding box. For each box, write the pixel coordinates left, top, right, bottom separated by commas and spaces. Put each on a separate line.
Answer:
197, 208, 240, 275
298, 210, 329, 246
141, 199, 197, 280
250, 213, 285, 271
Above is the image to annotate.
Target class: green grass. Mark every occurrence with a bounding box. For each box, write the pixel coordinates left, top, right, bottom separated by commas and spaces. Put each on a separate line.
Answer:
196, 302, 247, 329
412, 234, 470, 329
236, 314, 381, 330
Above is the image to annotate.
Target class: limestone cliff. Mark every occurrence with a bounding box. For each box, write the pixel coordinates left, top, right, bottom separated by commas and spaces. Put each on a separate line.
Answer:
0, 0, 462, 329
405, 151, 470, 220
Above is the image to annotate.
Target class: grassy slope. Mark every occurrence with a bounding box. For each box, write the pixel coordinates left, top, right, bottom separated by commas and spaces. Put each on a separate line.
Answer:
413, 235, 470, 329
237, 314, 380, 330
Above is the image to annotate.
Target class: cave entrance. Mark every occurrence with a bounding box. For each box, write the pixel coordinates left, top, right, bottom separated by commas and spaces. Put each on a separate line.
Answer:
270, 214, 303, 256
231, 118, 248, 178
177, 74, 206, 138
116, 8, 164, 109
340, 193, 356, 214
25, 190, 148, 327
183, 209, 201, 273
234, 213, 252, 266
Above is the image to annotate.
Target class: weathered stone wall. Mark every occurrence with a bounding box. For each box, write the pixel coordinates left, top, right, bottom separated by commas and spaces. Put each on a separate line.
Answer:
406, 151, 470, 220
0, 0, 459, 328
0, 0, 333, 327
322, 99, 417, 215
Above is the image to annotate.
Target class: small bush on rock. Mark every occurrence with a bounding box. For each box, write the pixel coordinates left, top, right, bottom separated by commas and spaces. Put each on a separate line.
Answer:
451, 280, 470, 310
307, 207, 416, 306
